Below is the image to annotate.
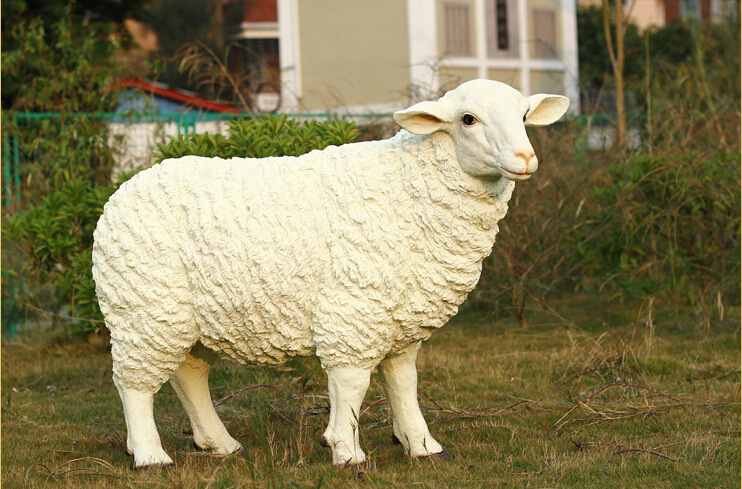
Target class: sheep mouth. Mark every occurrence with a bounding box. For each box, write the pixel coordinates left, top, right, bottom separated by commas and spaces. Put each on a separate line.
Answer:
497, 166, 532, 180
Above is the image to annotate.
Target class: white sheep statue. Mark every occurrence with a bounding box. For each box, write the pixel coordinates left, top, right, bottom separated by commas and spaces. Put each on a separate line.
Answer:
92, 79, 569, 469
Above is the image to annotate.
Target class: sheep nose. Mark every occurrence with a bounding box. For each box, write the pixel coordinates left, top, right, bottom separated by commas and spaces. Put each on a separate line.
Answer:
515, 150, 538, 173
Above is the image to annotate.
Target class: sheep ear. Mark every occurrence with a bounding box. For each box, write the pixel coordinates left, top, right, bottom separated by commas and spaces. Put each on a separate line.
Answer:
394, 101, 453, 135
524, 94, 570, 127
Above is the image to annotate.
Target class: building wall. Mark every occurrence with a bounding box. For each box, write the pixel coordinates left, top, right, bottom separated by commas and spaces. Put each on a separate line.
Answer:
578, 0, 670, 29
488, 68, 521, 89
628, 0, 666, 29
296, 0, 411, 111
530, 70, 565, 94
277, 0, 578, 112
439, 67, 481, 90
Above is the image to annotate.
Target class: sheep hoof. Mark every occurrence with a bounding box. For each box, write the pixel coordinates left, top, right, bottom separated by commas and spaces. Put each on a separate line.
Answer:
133, 449, 175, 470
420, 449, 453, 461
193, 440, 243, 455
133, 461, 175, 471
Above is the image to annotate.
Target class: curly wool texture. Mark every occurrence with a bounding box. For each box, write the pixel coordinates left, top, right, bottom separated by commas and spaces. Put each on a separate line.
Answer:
92, 130, 514, 390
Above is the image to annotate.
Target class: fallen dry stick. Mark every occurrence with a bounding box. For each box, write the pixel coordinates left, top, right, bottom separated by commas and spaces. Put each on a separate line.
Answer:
214, 384, 279, 407
613, 448, 677, 462
613, 440, 689, 463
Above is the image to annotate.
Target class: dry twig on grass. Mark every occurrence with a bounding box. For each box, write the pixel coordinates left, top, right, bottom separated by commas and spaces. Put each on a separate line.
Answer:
214, 384, 279, 407
267, 400, 299, 425
613, 448, 677, 461
688, 368, 741, 383
418, 366, 661, 423
553, 409, 664, 435
414, 366, 729, 441
614, 440, 688, 462
25, 457, 118, 482
550, 381, 680, 432
94, 431, 127, 452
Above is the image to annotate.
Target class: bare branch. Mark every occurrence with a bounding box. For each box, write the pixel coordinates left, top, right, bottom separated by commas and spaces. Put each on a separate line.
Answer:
614, 448, 677, 462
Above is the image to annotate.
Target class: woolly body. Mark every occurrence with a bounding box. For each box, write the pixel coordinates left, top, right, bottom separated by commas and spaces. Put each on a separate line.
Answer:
92, 79, 570, 468
93, 130, 513, 390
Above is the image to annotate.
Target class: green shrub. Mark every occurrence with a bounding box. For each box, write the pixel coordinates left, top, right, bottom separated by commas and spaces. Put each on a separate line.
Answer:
473, 119, 595, 326
579, 151, 741, 301
475, 131, 740, 325
1, 16, 133, 336
155, 115, 359, 161
473, 12, 740, 325
3, 177, 117, 333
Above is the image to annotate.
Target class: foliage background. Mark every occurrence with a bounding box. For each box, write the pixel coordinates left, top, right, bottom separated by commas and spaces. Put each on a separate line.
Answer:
472, 12, 740, 326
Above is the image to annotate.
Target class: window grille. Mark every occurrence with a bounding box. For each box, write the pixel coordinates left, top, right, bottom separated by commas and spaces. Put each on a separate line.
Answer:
486, 0, 519, 58
444, 3, 472, 57
495, 0, 508, 49
532, 8, 558, 59
231, 38, 281, 87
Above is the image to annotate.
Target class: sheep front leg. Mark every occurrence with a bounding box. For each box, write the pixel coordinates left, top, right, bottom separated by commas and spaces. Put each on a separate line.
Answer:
320, 365, 372, 467
378, 342, 450, 459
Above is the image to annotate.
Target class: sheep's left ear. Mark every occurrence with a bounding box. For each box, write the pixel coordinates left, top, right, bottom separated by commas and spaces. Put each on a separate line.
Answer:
394, 101, 453, 135
524, 94, 570, 127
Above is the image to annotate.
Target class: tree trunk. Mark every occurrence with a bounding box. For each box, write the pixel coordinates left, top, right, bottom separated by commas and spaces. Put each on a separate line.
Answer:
517, 308, 528, 328
516, 293, 528, 328
602, 0, 626, 151
615, 0, 626, 150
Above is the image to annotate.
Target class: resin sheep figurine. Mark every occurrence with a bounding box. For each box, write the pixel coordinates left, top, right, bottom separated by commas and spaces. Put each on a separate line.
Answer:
92, 79, 569, 469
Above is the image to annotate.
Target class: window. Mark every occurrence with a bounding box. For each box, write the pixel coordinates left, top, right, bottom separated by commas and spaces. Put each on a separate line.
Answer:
225, 0, 281, 95
486, 0, 519, 58
443, 2, 472, 57
532, 8, 558, 59
495, 0, 508, 49
231, 38, 281, 88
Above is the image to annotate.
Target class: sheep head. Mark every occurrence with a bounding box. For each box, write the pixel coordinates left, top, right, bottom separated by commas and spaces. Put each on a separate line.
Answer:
394, 79, 569, 181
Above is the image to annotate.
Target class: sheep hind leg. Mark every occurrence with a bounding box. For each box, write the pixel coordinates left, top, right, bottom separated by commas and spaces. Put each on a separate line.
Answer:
377, 342, 450, 460
169, 345, 242, 455
320, 365, 373, 467
113, 376, 174, 469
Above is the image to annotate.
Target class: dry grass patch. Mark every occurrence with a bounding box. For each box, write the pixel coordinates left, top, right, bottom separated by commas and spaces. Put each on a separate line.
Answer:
2, 297, 739, 488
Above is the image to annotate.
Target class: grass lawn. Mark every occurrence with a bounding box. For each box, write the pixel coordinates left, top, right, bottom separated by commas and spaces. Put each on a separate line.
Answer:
2, 296, 740, 488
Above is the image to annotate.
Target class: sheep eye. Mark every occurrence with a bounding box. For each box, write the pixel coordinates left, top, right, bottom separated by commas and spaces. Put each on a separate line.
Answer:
462, 113, 478, 126
523, 114, 527, 122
